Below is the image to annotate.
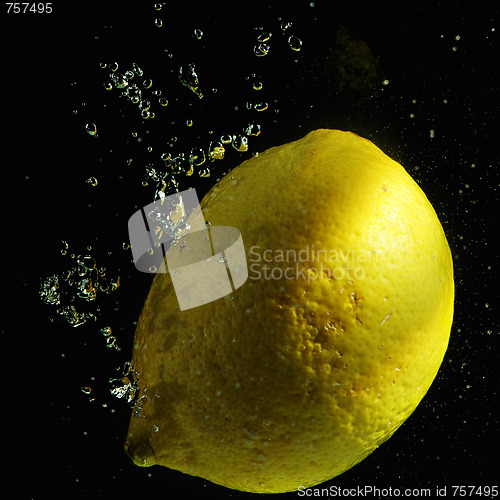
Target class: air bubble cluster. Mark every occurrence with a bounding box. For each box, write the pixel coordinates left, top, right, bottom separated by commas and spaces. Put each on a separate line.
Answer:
39, 241, 120, 327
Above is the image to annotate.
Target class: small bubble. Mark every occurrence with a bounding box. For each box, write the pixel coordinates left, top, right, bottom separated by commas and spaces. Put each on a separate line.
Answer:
132, 63, 143, 77
257, 32, 272, 42
254, 43, 270, 57
245, 123, 261, 136
155, 18, 163, 28
232, 135, 248, 152
101, 326, 112, 336
194, 28, 203, 39
189, 148, 206, 167
254, 102, 268, 112
111, 72, 128, 89
85, 123, 97, 136
288, 35, 302, 51
86, 177, 98, 186
208, 143, 225, 161
158, 97, 169, 107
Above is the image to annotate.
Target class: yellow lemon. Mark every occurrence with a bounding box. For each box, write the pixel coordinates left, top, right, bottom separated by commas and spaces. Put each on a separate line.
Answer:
124, 129, 454, 493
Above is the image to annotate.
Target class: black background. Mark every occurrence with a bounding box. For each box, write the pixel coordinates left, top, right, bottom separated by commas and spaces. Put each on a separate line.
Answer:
1, 1, 499, 498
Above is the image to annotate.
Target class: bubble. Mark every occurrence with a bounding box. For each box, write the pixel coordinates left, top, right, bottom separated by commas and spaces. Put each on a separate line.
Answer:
85, 123, 97, 136
132, 62, 143, 77
189, 147, 206, 167
245, 123, 261, 136
288, 35, 302, 51
179, 63, 203, 99
254, 102, 268, 112
158, 97, 169, 106
105, 335, 120, 350
257, 32, 272, 42
39, 274, 60, 305
101, 326, 112, 336
155, 18, 163, 28
254, 43, 270, 57
77, 255, 96, 270
56, 305, 96, 327
194, 28, 203, 39
232, 134, 248, 152
86, 177, 98, 186
111, 72, 128, 89
208, 142, 225, 161
110, 375, 139, 404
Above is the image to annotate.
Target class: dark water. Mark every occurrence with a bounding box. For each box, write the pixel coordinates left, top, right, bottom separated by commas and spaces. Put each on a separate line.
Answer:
2, 2, 498, 497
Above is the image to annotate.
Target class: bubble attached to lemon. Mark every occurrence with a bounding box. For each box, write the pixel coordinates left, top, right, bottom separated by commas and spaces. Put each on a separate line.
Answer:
124, 129, 454, 493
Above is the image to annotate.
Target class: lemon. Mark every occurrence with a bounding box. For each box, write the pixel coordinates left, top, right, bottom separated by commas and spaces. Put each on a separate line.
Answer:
124, 129, 454, 493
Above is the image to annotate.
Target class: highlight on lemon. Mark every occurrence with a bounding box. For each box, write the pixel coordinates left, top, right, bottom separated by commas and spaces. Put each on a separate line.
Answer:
124, 129, 454, 493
